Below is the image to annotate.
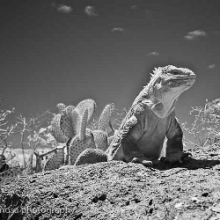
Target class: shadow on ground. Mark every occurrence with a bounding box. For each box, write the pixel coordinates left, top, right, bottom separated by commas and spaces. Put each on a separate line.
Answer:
155, 157, 220, 170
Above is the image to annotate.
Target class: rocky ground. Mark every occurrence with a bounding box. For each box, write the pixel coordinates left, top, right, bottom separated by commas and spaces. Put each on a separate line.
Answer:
1, 144, 220, 220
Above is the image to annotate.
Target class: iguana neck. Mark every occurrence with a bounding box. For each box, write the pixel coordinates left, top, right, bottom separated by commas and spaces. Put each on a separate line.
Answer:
133, 87, 177, 118
151, 99, 177, 118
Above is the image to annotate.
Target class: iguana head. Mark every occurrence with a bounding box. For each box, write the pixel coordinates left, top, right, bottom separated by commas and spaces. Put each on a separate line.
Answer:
145, 65, 196, 118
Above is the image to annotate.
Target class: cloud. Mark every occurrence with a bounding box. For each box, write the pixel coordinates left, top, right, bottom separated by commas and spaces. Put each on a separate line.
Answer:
184, 30, 207, 40
148, 51, 160, 56
85, 6, 98, 16
52, 3, 72, 14
111, 27, 124, 32
208, 64, 216, 69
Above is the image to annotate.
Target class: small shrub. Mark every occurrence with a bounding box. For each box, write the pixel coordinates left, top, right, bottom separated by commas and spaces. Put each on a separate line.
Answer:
182, 98, 220, 147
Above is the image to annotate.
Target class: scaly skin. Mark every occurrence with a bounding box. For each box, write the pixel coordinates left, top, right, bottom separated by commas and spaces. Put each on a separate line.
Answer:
76, 65, 196, 166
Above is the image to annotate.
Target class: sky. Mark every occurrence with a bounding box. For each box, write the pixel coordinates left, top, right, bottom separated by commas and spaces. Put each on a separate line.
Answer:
0, 0, 220, 135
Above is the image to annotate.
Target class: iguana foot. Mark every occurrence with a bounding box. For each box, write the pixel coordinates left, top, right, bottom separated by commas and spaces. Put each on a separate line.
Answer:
161, 152, 192, 164
131, 157, 153, 167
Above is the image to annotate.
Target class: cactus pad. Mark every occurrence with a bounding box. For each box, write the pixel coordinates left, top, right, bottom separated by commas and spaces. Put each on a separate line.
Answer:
70, 109, 81, 135
56, 103, 66, 113
44, 147, 65, 171
75, 99, 96, 123
65, 105, 75, 116
92, 130, 108, 151
98, 103, 114, 132
51, 114, 68, 143
69, 133, 96, 165
74, 148, 108, 166
60, 111, 75, 139
79, 109, 88, 141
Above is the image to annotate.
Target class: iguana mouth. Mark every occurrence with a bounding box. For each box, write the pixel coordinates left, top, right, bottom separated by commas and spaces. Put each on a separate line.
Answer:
178, 76, 196, 81
176, 78, 196, 83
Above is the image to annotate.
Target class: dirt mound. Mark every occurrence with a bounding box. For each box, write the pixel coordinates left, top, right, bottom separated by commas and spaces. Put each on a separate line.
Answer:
1, 145, 220, 220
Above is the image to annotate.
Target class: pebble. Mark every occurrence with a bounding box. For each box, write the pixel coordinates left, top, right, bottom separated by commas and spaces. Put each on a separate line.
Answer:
212, 204, 220, 213
175, 202, 184, 209
191, 197, 200, 203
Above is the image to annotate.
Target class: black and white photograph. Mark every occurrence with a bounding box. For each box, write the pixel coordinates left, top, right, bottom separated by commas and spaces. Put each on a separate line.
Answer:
0, 0, 220, 219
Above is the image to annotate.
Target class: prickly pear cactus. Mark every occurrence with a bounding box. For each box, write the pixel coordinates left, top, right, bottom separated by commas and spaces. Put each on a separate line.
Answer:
98, 103, 114, 132
44, 146, 65, 171
75, 99, 96, 123
56, 103, 66, 113
69, 109, 96, 165
69, 133, 96, 165
51, 100, 96, 143
85, 103, 115, 151
79, 109, 88, 140
65, 105, 75, 116
92, 130, 108, 151
60, 108, 76, 139
74, 148, 107, 166
51, 114, 68, 143
49, 100, 116, 168
70, 102, 117, 166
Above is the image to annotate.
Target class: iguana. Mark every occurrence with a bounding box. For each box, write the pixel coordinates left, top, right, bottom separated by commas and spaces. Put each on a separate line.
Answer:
75, 65, 196, 166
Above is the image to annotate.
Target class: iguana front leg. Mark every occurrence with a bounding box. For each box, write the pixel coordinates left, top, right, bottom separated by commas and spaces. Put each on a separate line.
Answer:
122, 137, 154, 166
164, 114, 190, 164
108, 115, 153, 166
107, 115, 139, 161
